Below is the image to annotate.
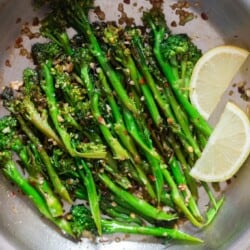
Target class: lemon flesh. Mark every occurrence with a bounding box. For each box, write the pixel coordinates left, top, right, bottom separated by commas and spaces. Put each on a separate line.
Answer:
190, 45, 249, 120
190, 102, 250, 182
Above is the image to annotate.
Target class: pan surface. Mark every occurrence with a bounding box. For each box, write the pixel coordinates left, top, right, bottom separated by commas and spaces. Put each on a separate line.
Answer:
0, 0, 249, 249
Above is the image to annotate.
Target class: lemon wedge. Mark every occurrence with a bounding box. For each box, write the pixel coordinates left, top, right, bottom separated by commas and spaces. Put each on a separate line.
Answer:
190, 102, 250, 182
190, 45, 249, 120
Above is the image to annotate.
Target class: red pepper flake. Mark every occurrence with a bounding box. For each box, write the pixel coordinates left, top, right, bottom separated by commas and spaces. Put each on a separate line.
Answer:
123, 130, 129, 135
165, 82, 170, 88
14, 37, 23, 49
149, 174, 156, 182
139, 77, 146, 85
123, 0, 130, 4
201, 12, 208, 20
5, 59, 11, 67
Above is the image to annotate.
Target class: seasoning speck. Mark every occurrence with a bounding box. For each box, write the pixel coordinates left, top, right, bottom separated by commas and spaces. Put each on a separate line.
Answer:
5, 59, 11, 67
16, 17, 22, 24
201, 12, 209, 20
32, 17, 39, 26
94, 6, 106, 21
171, 20, 177, 27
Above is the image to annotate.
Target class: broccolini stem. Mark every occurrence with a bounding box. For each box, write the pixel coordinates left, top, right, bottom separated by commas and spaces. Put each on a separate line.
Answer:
162, 167, 203, 227
163, 86, 202, 157
99, 173, 177, 221
1, 156, 74, 237
96, 67, 141, 162
69, 4, 138, 114
91, 92, 129, 160
16, 144, 64, 217
96, 68, 156, 200
131, 33, 195, 154
28, 176, 64, 217
152, 31, 212, 137
2, 158, 53, 219
167, 133, 199, 199
168, 157, 203, 222
101, 220, 203, 243
76, 159, 102, 235
123, 109, 164, 203
16, 115, 72, 203
101, 199, 143, 226
116, 51, 163, 127
22, 96, 64, 148
41, 62, 106, 159
202, 181, 224, 225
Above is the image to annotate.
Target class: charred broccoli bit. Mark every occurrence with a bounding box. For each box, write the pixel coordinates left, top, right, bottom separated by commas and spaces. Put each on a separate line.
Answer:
31, 42, 63, 65
0, 0, 226, 243
40, 12, 73, 56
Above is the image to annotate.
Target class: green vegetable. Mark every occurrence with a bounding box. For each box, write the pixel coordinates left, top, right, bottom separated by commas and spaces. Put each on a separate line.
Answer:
70, 204, 202, 243
0, 0, 224, 243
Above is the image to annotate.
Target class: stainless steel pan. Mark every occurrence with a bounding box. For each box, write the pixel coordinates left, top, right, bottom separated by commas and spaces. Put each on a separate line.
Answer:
0, 0, 249, 249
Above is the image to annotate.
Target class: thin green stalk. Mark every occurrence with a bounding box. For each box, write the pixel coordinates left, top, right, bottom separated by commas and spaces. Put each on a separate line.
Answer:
167, 133, 199, 199
16, 115, 72, 203
162, 167, 203, 227
41, 62, 106, 159
21, 96, 64, 148
96, 68, 156, 199
28, 176, 64, 217
163, 86, 201, 157
101, 220, 203, 243
152, 31, 212, 136
99, 173, 177, 222
131, 34, 194, 154
103, 154, 132, 190
1, 157, 73, 237
96, 68, 141, 162
69, 5, 138, 114
91, 92, 129, 160
123, 109, 164, 203
16, 143, 64, 217
76, 159, 102, 235
3, 159, 53, 219
116, 51, 162, 127
168, 157, 203, 222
